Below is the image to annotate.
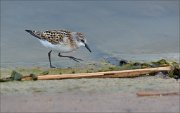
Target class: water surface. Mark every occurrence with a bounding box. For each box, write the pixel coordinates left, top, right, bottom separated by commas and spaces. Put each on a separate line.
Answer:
1, 1, 179, 68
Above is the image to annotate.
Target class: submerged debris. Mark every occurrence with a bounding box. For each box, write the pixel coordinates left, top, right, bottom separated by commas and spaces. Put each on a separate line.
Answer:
103, 56, 128, 66
104, 58, 179, 79
119, 60, 128, 66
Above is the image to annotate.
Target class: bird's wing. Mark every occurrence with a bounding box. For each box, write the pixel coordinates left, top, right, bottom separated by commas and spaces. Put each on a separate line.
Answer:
34, 30, 72, 45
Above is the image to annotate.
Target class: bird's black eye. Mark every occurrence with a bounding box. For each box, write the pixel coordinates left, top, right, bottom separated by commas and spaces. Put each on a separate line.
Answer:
81, 40, 84, 43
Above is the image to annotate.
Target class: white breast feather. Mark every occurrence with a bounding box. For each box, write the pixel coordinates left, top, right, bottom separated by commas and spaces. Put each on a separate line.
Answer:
39, 39, 75, 53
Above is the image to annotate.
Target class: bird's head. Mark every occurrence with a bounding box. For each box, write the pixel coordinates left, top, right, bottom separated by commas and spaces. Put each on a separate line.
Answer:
76, 32, 91, 52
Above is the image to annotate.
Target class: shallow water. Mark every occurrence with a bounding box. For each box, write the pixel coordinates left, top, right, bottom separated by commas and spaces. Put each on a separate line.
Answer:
1, 52, 179, 68
1, 1, 179, 68
114, 53, 179, 62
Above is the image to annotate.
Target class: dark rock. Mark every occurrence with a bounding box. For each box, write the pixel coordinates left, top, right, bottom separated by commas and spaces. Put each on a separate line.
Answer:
104, 56, 128, 66
174, 75, 180, 81
173, 67, 180, 75
30, 74, 37, 80
173, 67, 180, 81
119, 60, 128, 66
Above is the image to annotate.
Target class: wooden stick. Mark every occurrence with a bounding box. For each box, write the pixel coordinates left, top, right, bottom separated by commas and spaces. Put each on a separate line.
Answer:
136, 91, 180, 96
38, 73, 105, 80
21, 66, 171, 80
98, 66, 171, 78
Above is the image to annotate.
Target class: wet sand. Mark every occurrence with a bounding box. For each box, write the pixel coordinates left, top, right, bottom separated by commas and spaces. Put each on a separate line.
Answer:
1, 77, 180, 112
1, 92, 179, 112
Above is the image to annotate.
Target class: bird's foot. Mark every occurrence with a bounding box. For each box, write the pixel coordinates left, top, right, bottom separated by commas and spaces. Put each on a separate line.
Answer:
50, 65, 56, 68
58, 53, 83, 62
69, 56, 83, 62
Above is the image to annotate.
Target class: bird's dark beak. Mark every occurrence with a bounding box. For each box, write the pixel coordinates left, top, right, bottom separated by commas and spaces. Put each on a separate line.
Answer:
25, 29, 33, 34
25, 29, 34, 36
85, 43, 91, 52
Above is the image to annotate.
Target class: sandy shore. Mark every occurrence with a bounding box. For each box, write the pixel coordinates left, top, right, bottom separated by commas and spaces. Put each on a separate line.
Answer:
1, 76, 179, 112
1, 92, 179, 112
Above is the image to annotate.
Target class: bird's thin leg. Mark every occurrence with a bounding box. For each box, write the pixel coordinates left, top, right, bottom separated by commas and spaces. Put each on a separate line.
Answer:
58, 53, 83, 62
48, 50, 56, 68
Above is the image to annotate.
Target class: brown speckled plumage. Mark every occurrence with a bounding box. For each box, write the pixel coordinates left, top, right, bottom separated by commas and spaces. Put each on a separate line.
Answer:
30, 30, 76, 48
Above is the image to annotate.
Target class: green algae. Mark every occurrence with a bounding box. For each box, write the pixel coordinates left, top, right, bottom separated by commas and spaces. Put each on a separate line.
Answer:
10, 70, 23, 81
151, 59, 169, 67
